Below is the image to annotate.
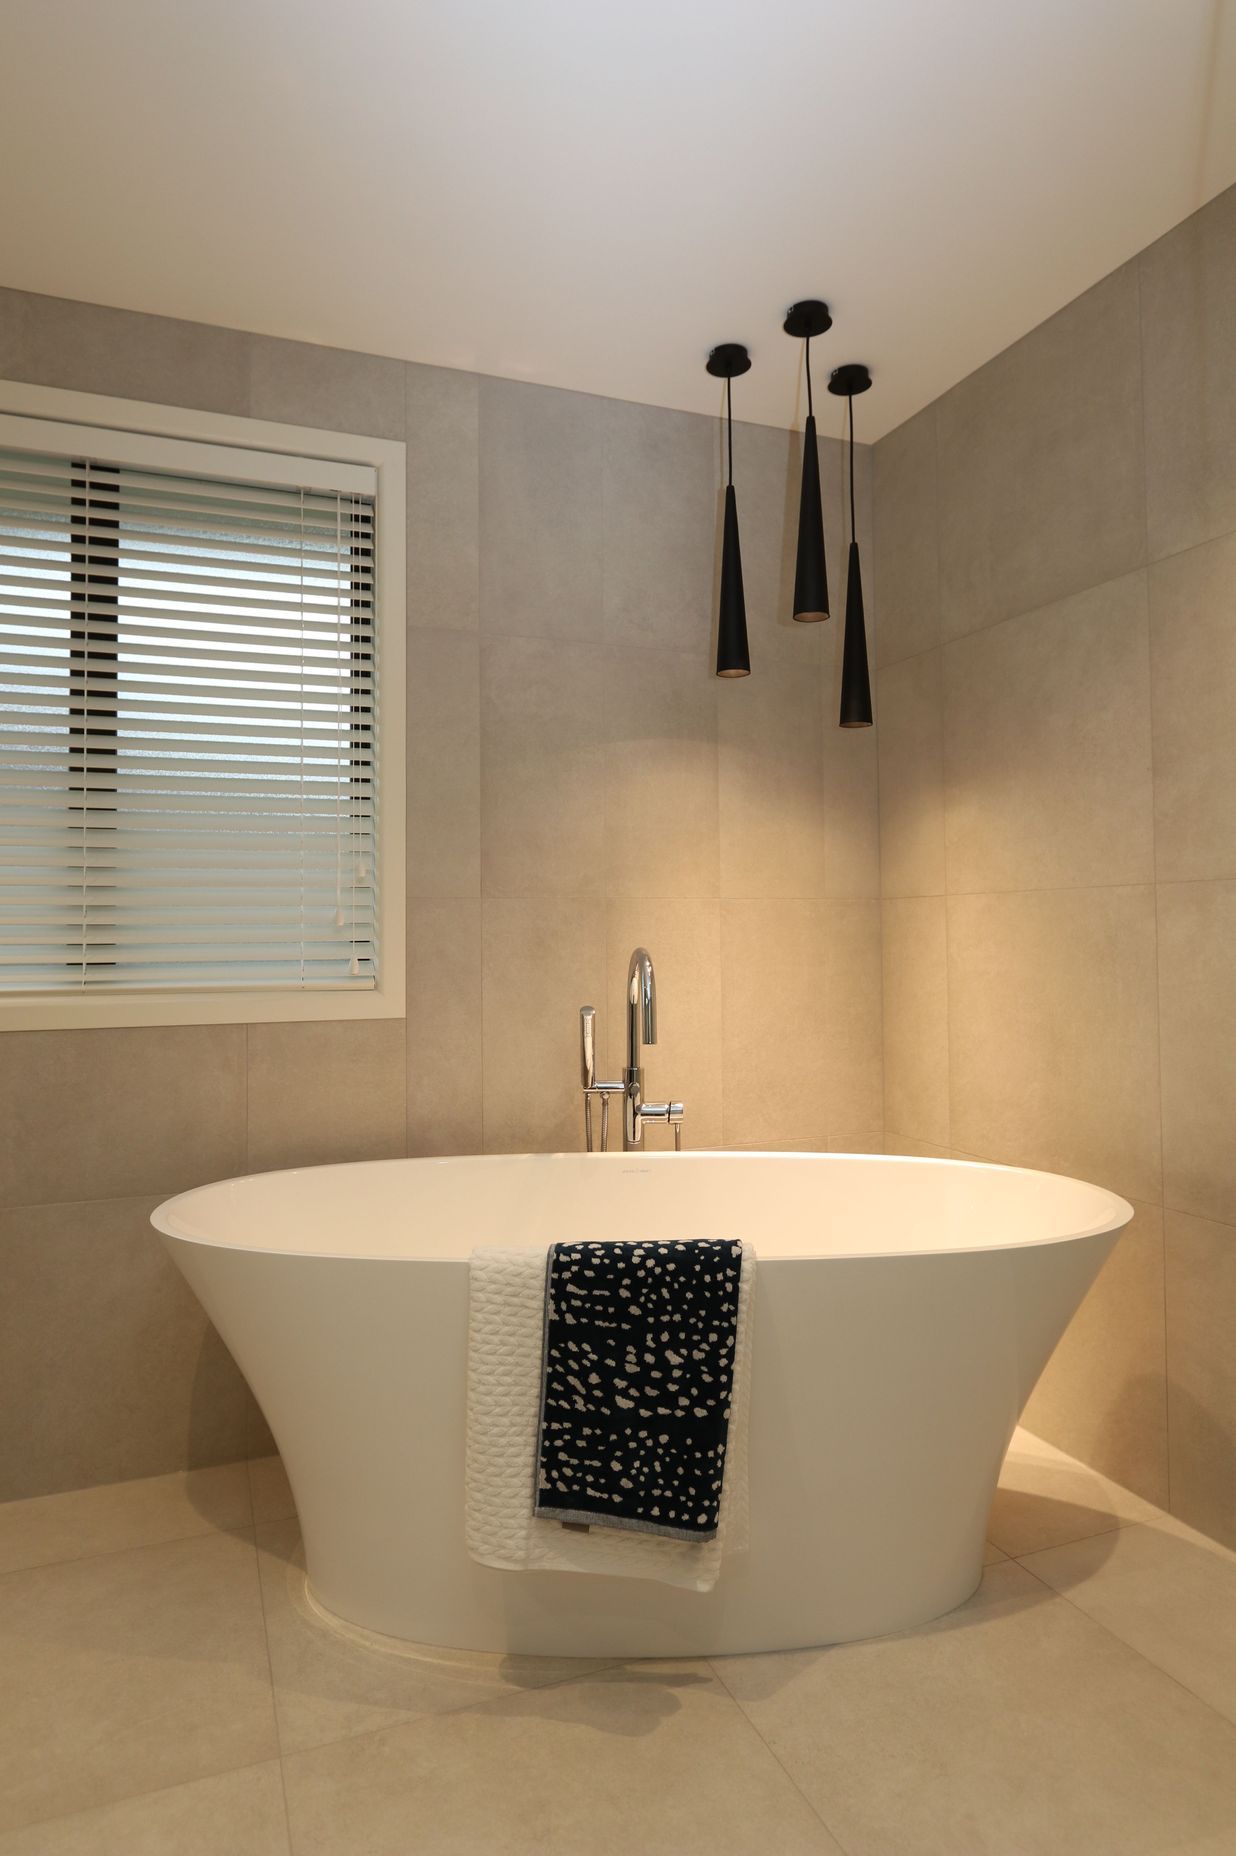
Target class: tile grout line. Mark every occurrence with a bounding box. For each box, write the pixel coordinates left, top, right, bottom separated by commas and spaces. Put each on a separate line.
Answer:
706, 1654, 862, 1856
1, 1753, 292, 1848
248, 1519, 298, 1849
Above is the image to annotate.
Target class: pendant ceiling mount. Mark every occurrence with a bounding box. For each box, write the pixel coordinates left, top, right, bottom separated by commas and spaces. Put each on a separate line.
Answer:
782, 299, 833, 340
828, 362, 873, 398
706, 343, 752, 380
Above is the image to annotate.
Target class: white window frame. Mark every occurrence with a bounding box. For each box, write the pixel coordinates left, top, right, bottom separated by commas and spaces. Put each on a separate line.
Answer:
0, 380, 406, 1031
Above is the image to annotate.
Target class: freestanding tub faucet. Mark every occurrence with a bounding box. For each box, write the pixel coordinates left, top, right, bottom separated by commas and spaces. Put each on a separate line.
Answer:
579, 947, 684, 1152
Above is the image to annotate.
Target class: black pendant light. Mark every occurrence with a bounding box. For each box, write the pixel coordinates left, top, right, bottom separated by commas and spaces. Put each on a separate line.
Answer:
828, 363, 873, 727
708, 342, 752, 678
782, 300, 832, 621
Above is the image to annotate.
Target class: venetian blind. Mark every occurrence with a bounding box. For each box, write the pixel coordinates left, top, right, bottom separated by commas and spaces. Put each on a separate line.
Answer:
0, 442, 379, 992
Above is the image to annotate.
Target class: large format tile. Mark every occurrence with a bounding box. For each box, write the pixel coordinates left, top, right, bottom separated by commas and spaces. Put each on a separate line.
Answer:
873, 405, 939, 667
1150, 529, 1236, 882
0, 1027, 245, 1208
256, 1520, 609, 1757
877, 648, 945, 897
244, 1021, 407, 1173
1023, 1519, 1236, 1727
1142, 183, 1236, 559
1158, 881, 1236, 1224
936, 262, 1145, 640
721, 898, 882, 1148
602, 399, 716, 653
718, 661, 827, 898
0, 1199, 252, 1501
0, 288, 250, 414
0, 1530, 276, 1834
716, 1559, 1236, 1856
0, 1460, 251, 1577
406, 628, 481, 897
604, 900, 723, 1151
478, 377, 604, 642
603, 646, 719, 900
989, 1423, 1163, 1559
881, 896, 950, 1149
280, 1662, 843, 1855
406, 361, 478, 631
247, 335, 404, 438
1021, 1204, 1169, 1507
943, 573, 1154, 893
947, 886, 1162, 1204
480, 636, 605, 898
481, 897, 604, 1153
406, 899, 482, 1158
1165, 1209, 1236, 1550
0, 1762, 289, 1855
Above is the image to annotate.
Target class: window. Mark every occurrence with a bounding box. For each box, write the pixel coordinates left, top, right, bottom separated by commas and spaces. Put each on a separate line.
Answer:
0, 388, 405, 1029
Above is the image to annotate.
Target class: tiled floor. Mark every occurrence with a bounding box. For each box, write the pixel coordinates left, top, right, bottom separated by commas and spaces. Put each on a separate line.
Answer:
3, 1432, 1236, 1853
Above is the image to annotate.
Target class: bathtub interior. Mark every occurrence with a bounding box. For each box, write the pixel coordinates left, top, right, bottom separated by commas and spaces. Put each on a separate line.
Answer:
151, 1151, 1132, 1264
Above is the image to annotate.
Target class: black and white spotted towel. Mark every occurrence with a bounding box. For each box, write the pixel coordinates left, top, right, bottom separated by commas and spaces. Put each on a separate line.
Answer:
534, 1239, 744, 1541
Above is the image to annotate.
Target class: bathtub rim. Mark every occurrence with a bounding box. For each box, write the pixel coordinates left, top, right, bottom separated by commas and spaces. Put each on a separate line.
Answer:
150, 1149, 1135, 1265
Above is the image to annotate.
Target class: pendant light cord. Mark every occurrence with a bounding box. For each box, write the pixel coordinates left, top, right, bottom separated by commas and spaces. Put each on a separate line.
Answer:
847, 394, 856, 544
726, 375, 733, 487
805, 337, 814, 418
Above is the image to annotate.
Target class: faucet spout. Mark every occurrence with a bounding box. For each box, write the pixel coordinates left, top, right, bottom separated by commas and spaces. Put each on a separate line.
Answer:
626, 946, 657, 1073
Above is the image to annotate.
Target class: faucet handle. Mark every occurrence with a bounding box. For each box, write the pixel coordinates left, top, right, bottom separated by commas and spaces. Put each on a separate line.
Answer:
580, 1006, 597, 1091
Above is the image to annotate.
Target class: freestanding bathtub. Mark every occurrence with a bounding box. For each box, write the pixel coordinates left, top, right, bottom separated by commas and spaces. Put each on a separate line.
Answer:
153, 1151, 1131, 1658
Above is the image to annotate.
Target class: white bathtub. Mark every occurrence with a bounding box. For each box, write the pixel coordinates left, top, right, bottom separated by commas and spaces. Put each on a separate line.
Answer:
153, 1151, 1131, 1658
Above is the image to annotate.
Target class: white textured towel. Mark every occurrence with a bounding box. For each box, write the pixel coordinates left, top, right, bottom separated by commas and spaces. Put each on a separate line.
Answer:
465, 1242, 754, 1593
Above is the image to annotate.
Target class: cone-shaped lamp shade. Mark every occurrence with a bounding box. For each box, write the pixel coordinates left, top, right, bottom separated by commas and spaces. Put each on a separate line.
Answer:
838, 540, 872, 726
716, 483, 750, 677
793, 413, 829, 621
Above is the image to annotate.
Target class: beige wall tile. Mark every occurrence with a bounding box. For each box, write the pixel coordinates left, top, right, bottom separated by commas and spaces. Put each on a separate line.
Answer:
873, 406, 939, 667
722, 899, 881, 1149
0, 288, 250, 413
882, 896, 950, 1149
602, 399, 715, 654
0, 1531, 277, 1834
0, 1027, 245, 1208
943, 572, 1155, 892
605, 901, 722, 1150
719, 662, 827, 898
0, 1198, 251, 1502
1158, 881, 1236, 1224
247, 334, 404, 437
480, 636, 605, 897
406, 630, 480, 897
406, 362, 478, 631
245, 1021, 407, 1173
482, 897, 604, 1153
478, 377, 604, 641
822, 622, 881, 897
0, 1760, 290, 1855
877, 648, 945, 897
603, 646, 719, 899
1022, 1202, 1168, 1506
947, 887, 1162, 1203
1165, 1208, 1236, 1549
936, 263, 1145, 639
1142, 185, 1236, 559
1150, 529, 1236, 882
406, 899, 482, 1158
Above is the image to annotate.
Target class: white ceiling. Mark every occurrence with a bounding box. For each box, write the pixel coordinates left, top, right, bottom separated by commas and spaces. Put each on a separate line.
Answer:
2, 0, 1235, 440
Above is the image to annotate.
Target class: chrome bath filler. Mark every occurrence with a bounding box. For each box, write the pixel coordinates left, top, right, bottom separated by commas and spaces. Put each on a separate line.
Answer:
579, 948, 684, 1153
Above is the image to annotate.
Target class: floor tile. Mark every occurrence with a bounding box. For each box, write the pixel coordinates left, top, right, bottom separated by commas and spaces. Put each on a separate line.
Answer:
988, 1427, 1162, 1556
248, 1458, 296, 1526
256, 1520, 613, 1757
0, 1462, 252, 1577
0, 1530, 277, 1834
280, 1662, 843, 1854
716, 1560, 1236, 1856
0, 1762, 289, 1854
1022, 1519, 1236, 1727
